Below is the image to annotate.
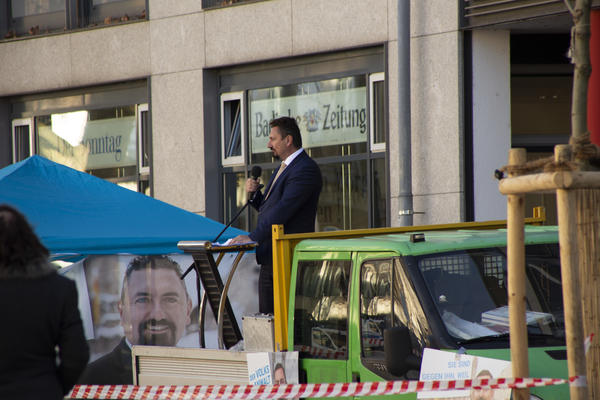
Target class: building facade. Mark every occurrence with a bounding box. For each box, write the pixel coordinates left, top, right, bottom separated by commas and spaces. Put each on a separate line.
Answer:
1, 0, 597, 231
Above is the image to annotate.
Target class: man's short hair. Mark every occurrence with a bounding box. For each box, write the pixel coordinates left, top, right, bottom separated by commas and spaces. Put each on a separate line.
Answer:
120, 255, 187, 302
270, 116, 302, 148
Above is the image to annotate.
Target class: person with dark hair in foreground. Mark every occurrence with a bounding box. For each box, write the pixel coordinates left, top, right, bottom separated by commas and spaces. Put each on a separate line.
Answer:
0, 204, 89, 400
78, 255, 192, 384
231, 116, 322, 314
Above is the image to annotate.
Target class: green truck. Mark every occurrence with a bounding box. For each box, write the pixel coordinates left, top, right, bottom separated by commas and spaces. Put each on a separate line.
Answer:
275, 222, 566, 399
137, 215, 566, 399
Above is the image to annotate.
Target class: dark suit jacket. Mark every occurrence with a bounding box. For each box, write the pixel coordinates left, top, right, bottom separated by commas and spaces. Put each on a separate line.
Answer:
249, 150, 322, 265
0, 272, 89, 400
77, 338, 133, 385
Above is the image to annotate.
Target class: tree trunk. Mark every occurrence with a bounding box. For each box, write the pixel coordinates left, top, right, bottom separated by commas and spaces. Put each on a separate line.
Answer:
570, 0, 592, 155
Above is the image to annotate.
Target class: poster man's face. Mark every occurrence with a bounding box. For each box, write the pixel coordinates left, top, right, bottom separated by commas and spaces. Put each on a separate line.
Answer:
119, 268, 192, 346
470, 373, 494, 400
273, 366, 287, 384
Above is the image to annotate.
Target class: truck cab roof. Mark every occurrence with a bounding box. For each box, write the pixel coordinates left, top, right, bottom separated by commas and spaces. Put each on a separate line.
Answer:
294, 225, 558, 256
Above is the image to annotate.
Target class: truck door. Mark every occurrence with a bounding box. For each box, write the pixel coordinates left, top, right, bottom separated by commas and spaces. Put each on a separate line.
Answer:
349, 253, 432, 399
289, 251, 352, 385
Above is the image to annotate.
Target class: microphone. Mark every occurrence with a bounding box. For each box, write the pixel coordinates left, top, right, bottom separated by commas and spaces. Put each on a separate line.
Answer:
251, 165, 262, 180
251, 166, 264, 195
250, 165, 264, 201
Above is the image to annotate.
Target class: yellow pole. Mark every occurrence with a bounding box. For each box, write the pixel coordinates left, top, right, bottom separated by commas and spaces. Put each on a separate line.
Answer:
272, 225, 292, 351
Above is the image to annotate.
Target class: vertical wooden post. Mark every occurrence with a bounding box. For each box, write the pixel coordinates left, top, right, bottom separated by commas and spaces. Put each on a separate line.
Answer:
555, 145, 588, 400
506, 148, 529, 400
577, 187, 600, 399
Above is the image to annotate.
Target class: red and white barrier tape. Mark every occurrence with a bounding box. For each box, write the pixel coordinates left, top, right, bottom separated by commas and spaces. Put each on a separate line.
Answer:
67, 376, 578, 400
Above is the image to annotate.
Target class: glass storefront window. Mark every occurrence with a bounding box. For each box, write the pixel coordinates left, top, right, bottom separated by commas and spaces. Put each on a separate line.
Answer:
248, 76, 368, 164
222, 71, 386, 231
317, 160, 368, 231
35, 105, 140, 188
371, 158, 387, 228
223, 171, 249, 231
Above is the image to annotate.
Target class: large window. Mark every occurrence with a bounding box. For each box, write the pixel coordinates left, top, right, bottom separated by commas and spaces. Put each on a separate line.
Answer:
1, 0, 146, 39
10, 83, 150, 194
220, 70, 387, 232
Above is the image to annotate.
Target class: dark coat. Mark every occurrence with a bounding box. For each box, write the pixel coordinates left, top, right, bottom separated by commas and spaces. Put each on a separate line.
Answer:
249, 150, 322, 265
0, 268, 89, 400
77, 338, 133, 385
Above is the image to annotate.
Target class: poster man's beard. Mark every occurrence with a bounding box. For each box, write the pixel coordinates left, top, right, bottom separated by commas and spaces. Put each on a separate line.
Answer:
137, 318, 177, 346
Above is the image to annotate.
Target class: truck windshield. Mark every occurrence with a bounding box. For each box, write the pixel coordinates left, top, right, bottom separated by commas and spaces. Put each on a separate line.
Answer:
412, 243, 564, 345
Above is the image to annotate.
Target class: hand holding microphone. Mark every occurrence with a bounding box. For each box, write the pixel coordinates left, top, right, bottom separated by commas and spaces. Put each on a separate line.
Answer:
248, 165, 264, 201
213, 165, 264, 244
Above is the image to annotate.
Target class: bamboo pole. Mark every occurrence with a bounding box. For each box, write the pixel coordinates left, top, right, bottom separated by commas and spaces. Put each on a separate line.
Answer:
576, 187, 600, 398
506, 148, 529, 400
555, 145, 588, 400
499, 170, 600, 194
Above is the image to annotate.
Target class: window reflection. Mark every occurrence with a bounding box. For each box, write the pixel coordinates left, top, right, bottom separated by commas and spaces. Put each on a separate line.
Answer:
317, 160, 368, 231
248, 76, 368, 164
35, 106, 141, 189
11, 0, 65, 17
223, 172, 249, 231
294, 259, 351, 359
359, 258, 431, 366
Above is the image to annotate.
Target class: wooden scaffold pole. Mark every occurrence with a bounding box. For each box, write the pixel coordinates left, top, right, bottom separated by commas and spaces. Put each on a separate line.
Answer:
506, 148, 529, 400
555, 146, 589, 400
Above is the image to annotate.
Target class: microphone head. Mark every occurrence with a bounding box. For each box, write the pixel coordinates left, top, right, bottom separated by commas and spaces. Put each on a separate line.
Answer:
251, 165, 262, 180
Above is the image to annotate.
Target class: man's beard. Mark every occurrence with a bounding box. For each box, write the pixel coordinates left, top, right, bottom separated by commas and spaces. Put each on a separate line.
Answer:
137, 318, 177, 346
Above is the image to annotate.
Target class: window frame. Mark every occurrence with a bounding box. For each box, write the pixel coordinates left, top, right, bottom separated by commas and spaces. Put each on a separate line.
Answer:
220, 91, 246, 167
11, 117, 34, 162
137, 103, 149, 175
369, 72, 386, 152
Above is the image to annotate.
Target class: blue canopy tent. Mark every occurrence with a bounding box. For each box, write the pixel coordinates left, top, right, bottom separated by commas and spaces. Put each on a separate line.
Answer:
0, 155, 246, 257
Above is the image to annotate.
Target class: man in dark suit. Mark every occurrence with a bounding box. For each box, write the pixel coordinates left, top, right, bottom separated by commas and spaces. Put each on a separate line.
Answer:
78, 255, 192, 384
231, 116, 322, 314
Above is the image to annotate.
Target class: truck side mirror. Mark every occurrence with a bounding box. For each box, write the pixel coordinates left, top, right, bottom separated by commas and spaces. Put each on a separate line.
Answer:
384, 326, 421, 377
